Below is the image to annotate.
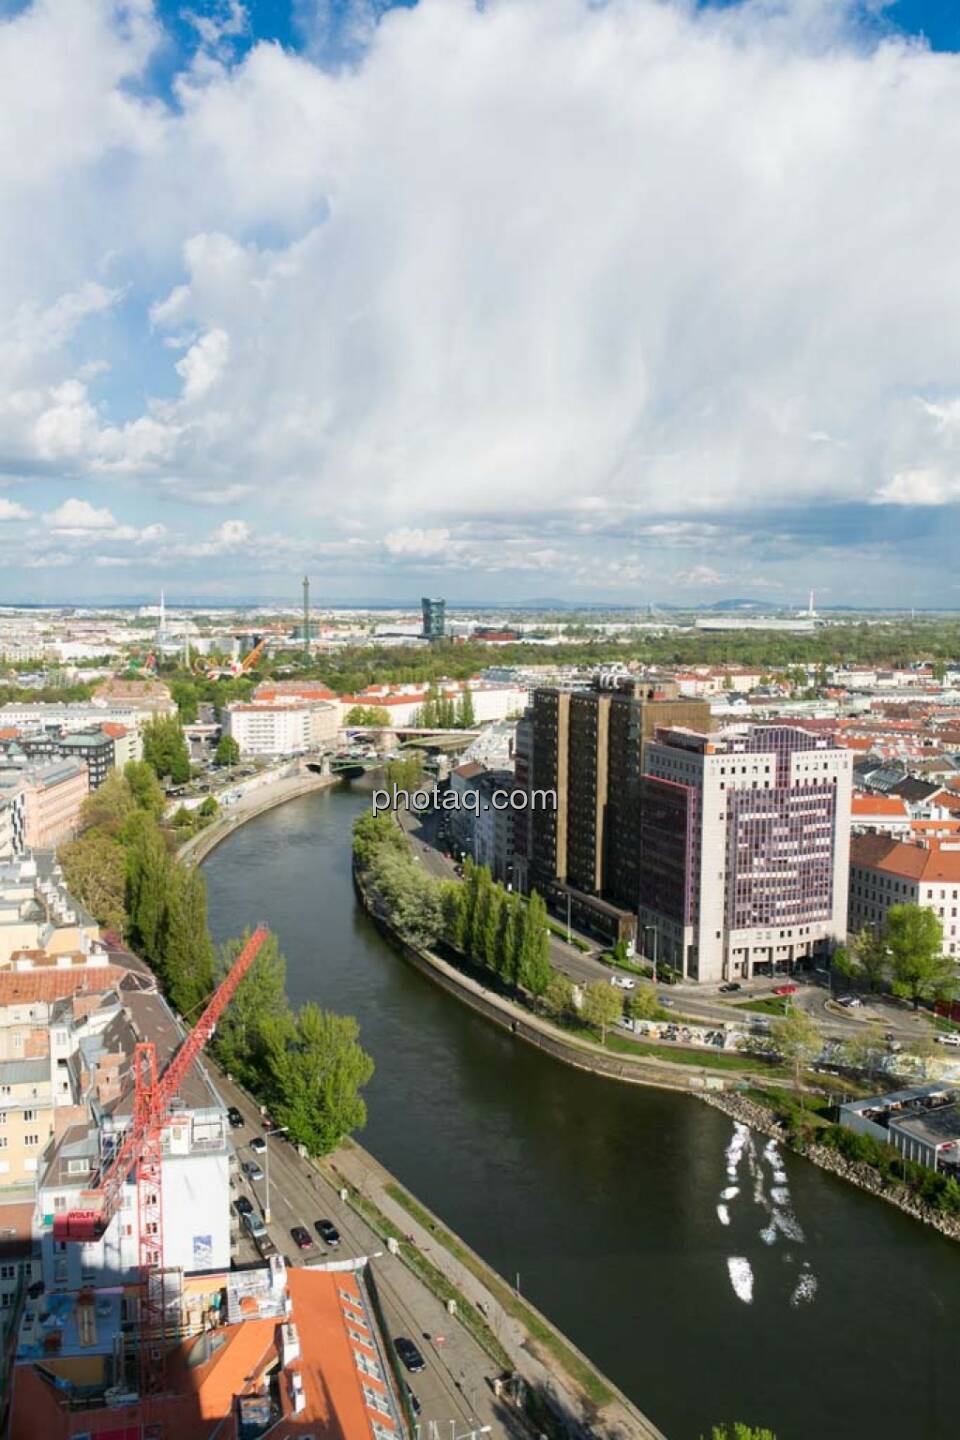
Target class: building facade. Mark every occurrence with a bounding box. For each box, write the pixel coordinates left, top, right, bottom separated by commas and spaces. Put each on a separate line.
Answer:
639, 725, 852, 982
20, 761, 89, 850
849, 833, 960, 958
224, 699, 338, 757
421, 596, 446, 640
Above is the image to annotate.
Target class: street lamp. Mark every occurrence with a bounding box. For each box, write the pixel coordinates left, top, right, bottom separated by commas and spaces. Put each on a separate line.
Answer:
262, 1124, 288, 1224
643, 923, 659, 985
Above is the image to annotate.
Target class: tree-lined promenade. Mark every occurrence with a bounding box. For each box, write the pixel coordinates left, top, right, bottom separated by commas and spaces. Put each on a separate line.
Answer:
58, 759, 374, 1158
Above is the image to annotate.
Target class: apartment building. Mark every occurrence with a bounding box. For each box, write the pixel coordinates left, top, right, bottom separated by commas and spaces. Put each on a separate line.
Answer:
5, 728, 115, 791
0, 855, 100, 966
36, 986, 232, 1290
224, 698, 338, 756
20, 760, 88, 850
639, 724, 852, 983
526, 677, 710, 939
0, 1057, 54, 1187
849, 834, 960, 958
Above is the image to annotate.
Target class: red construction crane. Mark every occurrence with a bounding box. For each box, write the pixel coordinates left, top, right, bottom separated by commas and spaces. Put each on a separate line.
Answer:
54, 925, 271, 1401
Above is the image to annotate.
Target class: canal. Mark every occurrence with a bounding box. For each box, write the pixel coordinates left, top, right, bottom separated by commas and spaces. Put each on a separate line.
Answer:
204, 783, 960, 1440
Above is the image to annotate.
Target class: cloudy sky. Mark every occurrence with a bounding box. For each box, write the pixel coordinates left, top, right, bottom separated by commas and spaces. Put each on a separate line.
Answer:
2, 0, 960, 607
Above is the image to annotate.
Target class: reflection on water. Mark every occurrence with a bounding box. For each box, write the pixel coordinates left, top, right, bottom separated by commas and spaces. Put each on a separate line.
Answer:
204, 784, 960, 1440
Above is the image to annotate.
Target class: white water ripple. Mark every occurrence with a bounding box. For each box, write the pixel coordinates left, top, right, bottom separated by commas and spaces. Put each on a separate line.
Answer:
727, 1256, 754, 1304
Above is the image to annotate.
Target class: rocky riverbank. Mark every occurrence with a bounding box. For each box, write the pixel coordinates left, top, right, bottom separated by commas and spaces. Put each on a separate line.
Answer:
700, 1091, 960, 1243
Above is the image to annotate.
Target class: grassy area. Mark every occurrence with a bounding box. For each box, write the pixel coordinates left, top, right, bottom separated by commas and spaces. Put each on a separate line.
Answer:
728, 996, 791, 1017
327, 1168, 513, 1373
382, 1182, 614, 1410
544, 918, 591, 953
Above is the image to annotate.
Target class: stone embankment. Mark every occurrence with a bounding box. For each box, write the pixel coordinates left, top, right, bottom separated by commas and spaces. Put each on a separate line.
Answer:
180, 769, 338, 864
700, 1091, 960, 1243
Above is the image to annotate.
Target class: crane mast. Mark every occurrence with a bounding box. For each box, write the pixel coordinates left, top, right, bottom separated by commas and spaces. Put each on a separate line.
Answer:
53, 925, 271, 1403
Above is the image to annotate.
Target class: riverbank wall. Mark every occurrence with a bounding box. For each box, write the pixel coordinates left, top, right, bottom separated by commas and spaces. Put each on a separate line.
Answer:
180, 769, 339, 865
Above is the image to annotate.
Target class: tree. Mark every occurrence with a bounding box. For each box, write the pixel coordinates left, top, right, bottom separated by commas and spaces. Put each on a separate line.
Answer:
517, 891, 551, 997
124, 760, 165, 818
627, 986, 660, 1023
483, 886, 504, 972
59, 831, 127, 933
886, 904, 955, 1010
581, 980, 623, 1043
839, 1025, 888, 1083
543, 969, 575, 1019
125, 821, 172, 968
835, 928, 889, 993
213, 930, 290, 1086
215, 733, 241, 767
198, 795, 218, 818
455, 688, 475, 728
78, 769, 137, 838
706, 1427, 778, 1440
143, 715, 191, 783
769, 1010, 822, 1099
262, 1003, 374, 1155
162, 864, 216, 1016
345, 704, 390, 726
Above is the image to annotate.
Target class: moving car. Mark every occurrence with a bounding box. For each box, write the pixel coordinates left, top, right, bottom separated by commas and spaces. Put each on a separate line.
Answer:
227, 1106, 244, 1129
772, 984, 798, 996
291, 1226, 313, 1250
315, 1219, 341, 1247
719, 981, 742, 993
394, 1337, 426, 1374
935, 1032, 960, 1047
249, 1136, 267, 1154
242, 1160, 264, 1182
836, 995, 863, 1008
609, 974, 636, 990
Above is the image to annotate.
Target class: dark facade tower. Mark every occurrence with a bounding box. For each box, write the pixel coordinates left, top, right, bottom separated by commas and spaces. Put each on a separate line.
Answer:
421, 596, 446, 640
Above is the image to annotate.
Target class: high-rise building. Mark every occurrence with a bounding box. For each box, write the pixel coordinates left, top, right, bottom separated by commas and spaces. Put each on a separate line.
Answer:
639, 724, 852, 982
525, 676, 710, 941
421, 596, 446, 641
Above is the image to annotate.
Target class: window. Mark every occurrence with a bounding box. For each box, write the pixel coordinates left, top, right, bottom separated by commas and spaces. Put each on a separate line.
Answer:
24, 1135, 39, 1147
22, 1110, 35, 1123
0, 1139, 6, 1150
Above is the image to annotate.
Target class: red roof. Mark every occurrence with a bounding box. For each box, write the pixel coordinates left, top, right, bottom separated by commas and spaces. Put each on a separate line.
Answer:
0, 965, 128, 1006
851, 794, 908, 817
851, 833, 960, 883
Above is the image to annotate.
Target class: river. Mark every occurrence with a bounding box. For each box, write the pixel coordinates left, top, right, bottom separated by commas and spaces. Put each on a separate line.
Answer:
203, 783, 960, 1440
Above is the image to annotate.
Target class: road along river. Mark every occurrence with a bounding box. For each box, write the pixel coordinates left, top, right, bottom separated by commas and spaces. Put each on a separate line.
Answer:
204, 783, 960, 1440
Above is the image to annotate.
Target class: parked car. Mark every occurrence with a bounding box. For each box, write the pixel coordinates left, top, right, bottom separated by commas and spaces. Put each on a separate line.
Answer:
836, 995, 863, 1009
242, 1210, 267, 1238
935, 1032, 960, 1047
227, 1106, 244, 1129
609, 975, 636, 990
235, 1196, 254, 1217
291, 1226, 313, 1250
405, 1386, 422, 1418
249, 1136, 267, 1154
394, 1337, 426, 1374
772, 984, 798, 996
256, 1234, 278, 1260
719, 982, 742, 993
315, 1219, 341, 1247
242, 1160, 264, 1182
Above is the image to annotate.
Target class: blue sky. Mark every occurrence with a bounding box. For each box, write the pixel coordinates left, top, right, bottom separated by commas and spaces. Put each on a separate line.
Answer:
2, 0, 960, 607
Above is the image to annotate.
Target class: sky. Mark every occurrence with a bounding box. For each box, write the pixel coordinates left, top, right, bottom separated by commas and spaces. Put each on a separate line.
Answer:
2, 0, 960, 608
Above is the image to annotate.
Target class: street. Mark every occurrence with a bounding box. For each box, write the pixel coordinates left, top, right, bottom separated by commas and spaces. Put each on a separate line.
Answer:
214, 1066, 517, 1438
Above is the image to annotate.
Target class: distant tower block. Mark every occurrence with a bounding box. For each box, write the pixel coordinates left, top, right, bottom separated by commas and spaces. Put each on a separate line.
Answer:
808, 589, 816, 617
421, 596, 446, 641
302, 575, 310, 661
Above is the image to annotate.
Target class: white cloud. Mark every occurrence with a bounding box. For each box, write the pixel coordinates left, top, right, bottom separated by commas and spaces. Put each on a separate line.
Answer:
674, 565, 725, 587
5, 0, 960, 598
46, 497, 120, 533
0, 498, 30, 522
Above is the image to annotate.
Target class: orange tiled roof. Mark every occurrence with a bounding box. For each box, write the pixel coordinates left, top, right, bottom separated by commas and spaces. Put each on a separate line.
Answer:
851, 833, 960, 883
0, 966, 127, 1006
851, 794, 908, 816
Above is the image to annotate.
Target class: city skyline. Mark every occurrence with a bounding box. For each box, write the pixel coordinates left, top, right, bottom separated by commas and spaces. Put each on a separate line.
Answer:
3, 0, 960, 605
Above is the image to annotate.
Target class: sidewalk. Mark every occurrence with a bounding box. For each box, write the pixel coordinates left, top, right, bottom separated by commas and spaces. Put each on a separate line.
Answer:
327, 1142, 666, 1440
